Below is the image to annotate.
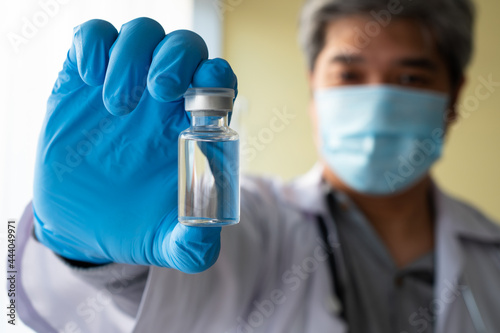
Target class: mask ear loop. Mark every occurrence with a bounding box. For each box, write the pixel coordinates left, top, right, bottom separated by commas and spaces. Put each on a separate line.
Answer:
461, 273, 488, 333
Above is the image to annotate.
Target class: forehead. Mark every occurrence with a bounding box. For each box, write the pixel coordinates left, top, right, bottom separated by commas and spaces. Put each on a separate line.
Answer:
322, 15, 439, 60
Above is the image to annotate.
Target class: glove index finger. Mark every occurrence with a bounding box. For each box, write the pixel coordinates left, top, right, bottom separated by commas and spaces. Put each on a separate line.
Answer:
147, 30, 209, 103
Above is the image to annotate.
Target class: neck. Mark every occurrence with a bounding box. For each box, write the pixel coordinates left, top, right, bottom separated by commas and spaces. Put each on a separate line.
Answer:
323, 164, 435, 267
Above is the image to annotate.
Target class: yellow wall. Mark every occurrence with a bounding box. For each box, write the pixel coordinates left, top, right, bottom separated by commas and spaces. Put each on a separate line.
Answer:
223, 0, 500, 222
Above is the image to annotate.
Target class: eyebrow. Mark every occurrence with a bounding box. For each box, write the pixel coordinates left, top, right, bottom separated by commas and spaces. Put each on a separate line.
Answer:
328, 54, 438, 71
395, 57, 438, 71
329, 54, 365, 64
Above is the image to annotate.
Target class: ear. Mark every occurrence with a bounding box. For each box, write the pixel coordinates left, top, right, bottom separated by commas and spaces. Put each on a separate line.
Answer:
445, 76, 466, 126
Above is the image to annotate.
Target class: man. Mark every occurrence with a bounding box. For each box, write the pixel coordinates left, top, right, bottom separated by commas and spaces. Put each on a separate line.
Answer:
13, 0, 500, 332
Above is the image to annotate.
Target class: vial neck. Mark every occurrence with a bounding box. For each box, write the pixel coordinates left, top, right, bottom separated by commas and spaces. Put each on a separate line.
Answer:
191, 111, 229, 129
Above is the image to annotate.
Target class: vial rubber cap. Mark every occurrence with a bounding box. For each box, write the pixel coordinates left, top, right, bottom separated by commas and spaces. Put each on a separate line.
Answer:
184, 88, 235, 112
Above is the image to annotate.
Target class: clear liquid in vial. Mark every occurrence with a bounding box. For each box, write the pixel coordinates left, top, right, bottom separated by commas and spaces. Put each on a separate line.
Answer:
178, 134, 239, 226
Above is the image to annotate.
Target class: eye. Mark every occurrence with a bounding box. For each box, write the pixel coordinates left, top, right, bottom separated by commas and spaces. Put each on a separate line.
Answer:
339, 71, 360, 82
398, 73, 430, 86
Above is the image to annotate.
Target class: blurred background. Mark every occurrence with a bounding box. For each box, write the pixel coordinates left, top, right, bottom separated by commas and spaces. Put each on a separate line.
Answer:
1, 0, 499, 332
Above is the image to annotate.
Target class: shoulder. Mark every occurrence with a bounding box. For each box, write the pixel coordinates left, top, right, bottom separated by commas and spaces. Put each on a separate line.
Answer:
241, 164, 326, 216
241, 173, 285, 206
437, 187, 500, 242
240, 169, 322, 221
239, 173, 291, 234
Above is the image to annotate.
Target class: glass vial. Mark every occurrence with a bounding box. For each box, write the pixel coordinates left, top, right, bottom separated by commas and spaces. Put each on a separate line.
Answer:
178, 88, 240, 227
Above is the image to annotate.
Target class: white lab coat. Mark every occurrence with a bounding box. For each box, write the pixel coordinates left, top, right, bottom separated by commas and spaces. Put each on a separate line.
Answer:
13, 165, 500, 333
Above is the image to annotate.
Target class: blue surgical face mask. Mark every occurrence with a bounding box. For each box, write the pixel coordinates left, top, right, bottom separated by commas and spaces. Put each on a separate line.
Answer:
314, 85, 449, 195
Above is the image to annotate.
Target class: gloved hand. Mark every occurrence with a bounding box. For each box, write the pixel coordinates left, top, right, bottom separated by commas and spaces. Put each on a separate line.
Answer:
32, 18, 237, 273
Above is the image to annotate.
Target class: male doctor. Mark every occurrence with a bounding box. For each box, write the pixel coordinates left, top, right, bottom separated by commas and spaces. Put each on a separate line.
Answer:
13, 0, 500, 332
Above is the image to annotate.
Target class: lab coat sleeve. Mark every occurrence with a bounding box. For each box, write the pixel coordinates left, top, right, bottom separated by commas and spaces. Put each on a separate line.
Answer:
14, 202, 148, 333
51, 256, 149, 319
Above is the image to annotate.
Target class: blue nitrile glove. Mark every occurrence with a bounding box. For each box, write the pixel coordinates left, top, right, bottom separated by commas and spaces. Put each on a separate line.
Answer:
32, 18, 238, 273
